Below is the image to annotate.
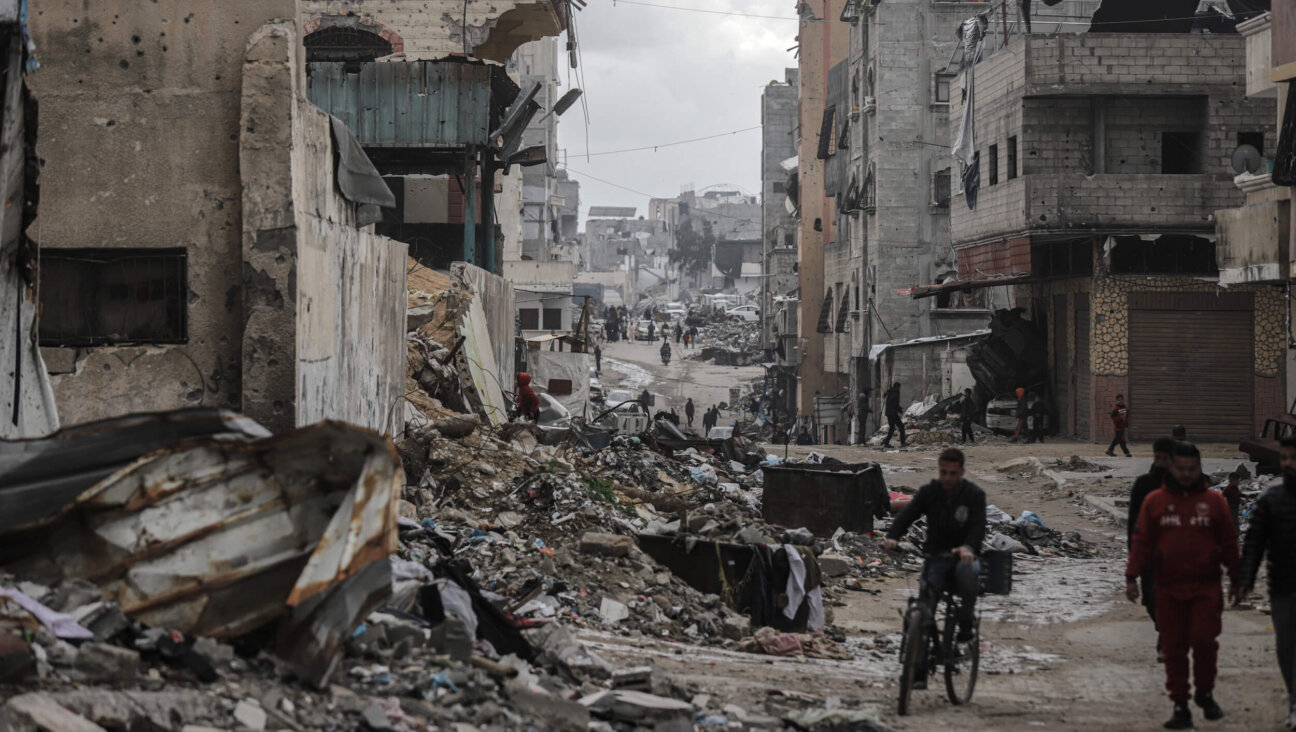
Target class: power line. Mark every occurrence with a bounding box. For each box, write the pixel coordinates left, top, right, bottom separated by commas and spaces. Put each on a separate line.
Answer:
563, 126, 761, 159
612, 0, 797, 21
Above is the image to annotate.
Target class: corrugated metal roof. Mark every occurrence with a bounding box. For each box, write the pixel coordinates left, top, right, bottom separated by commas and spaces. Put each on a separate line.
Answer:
307, 60, 511, 148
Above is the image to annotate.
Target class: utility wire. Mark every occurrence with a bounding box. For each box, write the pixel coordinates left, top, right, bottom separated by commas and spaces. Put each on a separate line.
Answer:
562, 126, 761, 159
612, 0, 797, 21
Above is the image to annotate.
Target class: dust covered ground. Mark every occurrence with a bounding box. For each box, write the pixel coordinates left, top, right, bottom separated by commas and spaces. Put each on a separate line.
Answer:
597, 343, 1289, 730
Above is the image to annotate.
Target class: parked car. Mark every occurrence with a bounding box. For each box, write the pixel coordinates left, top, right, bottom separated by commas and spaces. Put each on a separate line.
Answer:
633, 320, 656, 341
604, 389, 638, 411
725, 305, 761, 322
663, 307, 687, 321
984, 396, 1019, 435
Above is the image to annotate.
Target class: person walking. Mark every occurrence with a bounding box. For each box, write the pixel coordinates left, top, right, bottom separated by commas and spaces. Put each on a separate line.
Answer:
683, 331, 691, 349
958, 388, 977, 444
1027, 393, 1047, 444
674, 323, 683, 344
689, 325, 699, 347
1236, 435, 1296, 730
1219, 472, 1243, 530
1128, 437, 1177, 661
702, 406, 716, 435
1010, 387, 1028, 443
1107, 394, 1132, 457
685, 398, 696, 429
647, 321, 656, 342
593, 343, 602, 374
1127, 441, 1239, 729
881, 382, 907, 448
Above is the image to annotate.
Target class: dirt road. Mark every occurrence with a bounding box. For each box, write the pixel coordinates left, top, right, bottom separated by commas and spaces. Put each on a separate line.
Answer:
589, 345, 1290, 730
599, 337, 765, 424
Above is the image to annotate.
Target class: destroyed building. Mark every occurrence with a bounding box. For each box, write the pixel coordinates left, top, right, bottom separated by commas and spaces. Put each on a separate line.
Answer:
759, 70, 800, 422
936, 30, 1279, 442
26, 2, 408, 436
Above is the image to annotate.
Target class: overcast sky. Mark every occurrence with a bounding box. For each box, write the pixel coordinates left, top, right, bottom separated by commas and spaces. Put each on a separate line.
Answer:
556, 1, 798, 225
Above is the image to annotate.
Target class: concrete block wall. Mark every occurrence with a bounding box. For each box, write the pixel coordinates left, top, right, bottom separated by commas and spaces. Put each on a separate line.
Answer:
1025, 34, 1245, 88
1021, 98, 1092, 174
243, 20, 408, 436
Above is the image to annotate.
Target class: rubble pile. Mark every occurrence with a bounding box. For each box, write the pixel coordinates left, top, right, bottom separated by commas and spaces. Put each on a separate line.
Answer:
691, 320, 762, 366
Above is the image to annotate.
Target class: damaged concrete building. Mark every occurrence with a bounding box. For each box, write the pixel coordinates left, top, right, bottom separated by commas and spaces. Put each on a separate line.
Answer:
938, 29, 1279, 441
27, 2, 407, 436
759, 69, 799, 417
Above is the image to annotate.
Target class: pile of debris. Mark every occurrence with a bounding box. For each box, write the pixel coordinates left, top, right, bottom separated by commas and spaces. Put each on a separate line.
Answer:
691, 320, 762, 367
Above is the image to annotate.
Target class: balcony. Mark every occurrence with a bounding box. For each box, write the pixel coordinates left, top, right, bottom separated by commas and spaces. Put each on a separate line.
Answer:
306, 58, 519, 172
952, 174, 1233, 245
474, 1, 568, 62
1215, 174, 1292, 284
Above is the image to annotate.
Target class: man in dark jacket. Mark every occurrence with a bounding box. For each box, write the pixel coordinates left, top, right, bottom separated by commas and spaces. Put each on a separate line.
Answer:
1127, 442, 1239, 729
1107, 394, 1132, 457
1236, 435, 1296, 730
885, 448, 986, 642
881, 382, 906, 448
795, 425, 814, 445
958, 388, 978, 444
684, 398, 696, 429
1128, 437, 1177, 658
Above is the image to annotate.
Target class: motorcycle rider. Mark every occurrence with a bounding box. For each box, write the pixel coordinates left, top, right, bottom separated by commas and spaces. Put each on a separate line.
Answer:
660, 340, 672, 364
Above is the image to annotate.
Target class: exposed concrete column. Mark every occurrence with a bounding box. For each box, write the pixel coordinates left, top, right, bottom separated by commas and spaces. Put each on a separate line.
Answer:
240, 20, 302, 433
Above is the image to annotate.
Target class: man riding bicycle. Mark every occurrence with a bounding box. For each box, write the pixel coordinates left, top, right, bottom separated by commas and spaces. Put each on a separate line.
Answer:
883, 447, 987, 643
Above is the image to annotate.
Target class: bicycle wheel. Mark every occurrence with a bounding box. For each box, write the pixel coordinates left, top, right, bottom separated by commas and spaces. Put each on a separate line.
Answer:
943, 604, 980, 705
898, 606, 926, 716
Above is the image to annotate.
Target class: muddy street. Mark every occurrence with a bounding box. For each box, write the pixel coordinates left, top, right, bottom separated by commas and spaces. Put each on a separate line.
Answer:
599, 337, 766, 422
588, 334, 1288, 730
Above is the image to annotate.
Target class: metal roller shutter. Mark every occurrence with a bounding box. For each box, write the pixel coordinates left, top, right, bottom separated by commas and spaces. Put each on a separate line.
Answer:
1128, 294, 1253, 442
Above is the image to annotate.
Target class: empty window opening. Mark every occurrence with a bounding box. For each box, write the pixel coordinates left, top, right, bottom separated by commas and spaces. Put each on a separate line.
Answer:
519, 308, 540, 330
39, 249, 187, 347
1109, 236, 1217, 275
542, 308, 563, 330
1007, 136, 1018, 180
988, 144, 999, 185
1160, 132, 1202, 174
934, 73, 953, 104
932, 168, 951, 206
1237, 131, 1264, 154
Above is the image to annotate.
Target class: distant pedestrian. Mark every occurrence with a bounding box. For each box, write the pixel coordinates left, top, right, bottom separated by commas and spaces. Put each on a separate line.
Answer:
674, 323, 683, 344
685, 398, 696, 429
1173, 424, 1187, 440
689, 325, 699, 346
647, 322, 656, 341
640, 388, 652, 411
881, 382, 906, 448
593, 343, 602, 373
513, 372, 539, 422
1236, 435, 1296, 731
857, 389, 873, 445
1107, 394, 1132, 457
796, 425, 814, 445
683, 331, 691, 349
1010, 387, 1028, 443
1028, 393, 1047, 444
958, 388, 977, 444
1126, 441, 1238, 729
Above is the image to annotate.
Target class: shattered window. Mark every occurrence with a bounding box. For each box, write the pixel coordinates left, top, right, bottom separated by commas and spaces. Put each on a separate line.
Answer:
39, 249, 187, 347
934, 73, 953, 104
932, 169, 951, 206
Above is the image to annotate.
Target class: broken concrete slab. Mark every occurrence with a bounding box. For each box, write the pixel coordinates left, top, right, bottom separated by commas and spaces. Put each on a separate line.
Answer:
579, 532, 635, 558
7, 693, 106, 732
233, 699, 267, 731
72, 643, 139, 683
406, 303, 438, 332
580, 689, 693, 728
816, 554, 854, 578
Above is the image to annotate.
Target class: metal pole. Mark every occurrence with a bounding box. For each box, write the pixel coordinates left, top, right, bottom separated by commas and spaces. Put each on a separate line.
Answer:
463, 150, 477, 265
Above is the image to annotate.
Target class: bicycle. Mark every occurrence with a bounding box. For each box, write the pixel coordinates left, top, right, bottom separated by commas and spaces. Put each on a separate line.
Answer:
896, 555, 980, 716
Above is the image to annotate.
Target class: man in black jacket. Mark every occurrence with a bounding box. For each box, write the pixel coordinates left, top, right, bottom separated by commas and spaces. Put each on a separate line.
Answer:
958, 388, 978, 444
882, 382, 907, 448
884, 447, 986, 642
1128, 437, 1176, 658
1236, 435, 1296, 730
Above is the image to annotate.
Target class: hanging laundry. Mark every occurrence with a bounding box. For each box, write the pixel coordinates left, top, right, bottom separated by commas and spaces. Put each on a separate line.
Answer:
952, 14, 989, 210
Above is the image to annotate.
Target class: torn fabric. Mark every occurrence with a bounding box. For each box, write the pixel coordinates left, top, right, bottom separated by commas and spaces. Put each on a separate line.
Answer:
952, 14, 988, 210
329, 115, 396, 226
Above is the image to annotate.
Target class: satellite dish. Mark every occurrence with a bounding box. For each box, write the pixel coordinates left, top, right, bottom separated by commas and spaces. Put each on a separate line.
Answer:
1231, 144, 1265, 175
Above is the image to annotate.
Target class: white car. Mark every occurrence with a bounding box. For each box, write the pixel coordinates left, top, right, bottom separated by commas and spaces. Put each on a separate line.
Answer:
725, 305, 761, 322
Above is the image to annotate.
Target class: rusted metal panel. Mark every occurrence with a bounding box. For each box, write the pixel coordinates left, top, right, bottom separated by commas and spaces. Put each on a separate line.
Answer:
761, 462, 886, 536
0, 418, 402, 688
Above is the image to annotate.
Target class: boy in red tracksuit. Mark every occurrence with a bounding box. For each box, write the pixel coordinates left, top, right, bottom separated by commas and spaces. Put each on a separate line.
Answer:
1107, 394, 1131, 457
1126, 441, 1239, 730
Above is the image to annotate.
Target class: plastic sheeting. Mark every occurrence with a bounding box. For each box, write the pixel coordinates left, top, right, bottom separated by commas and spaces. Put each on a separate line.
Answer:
528, 350, 591, 418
